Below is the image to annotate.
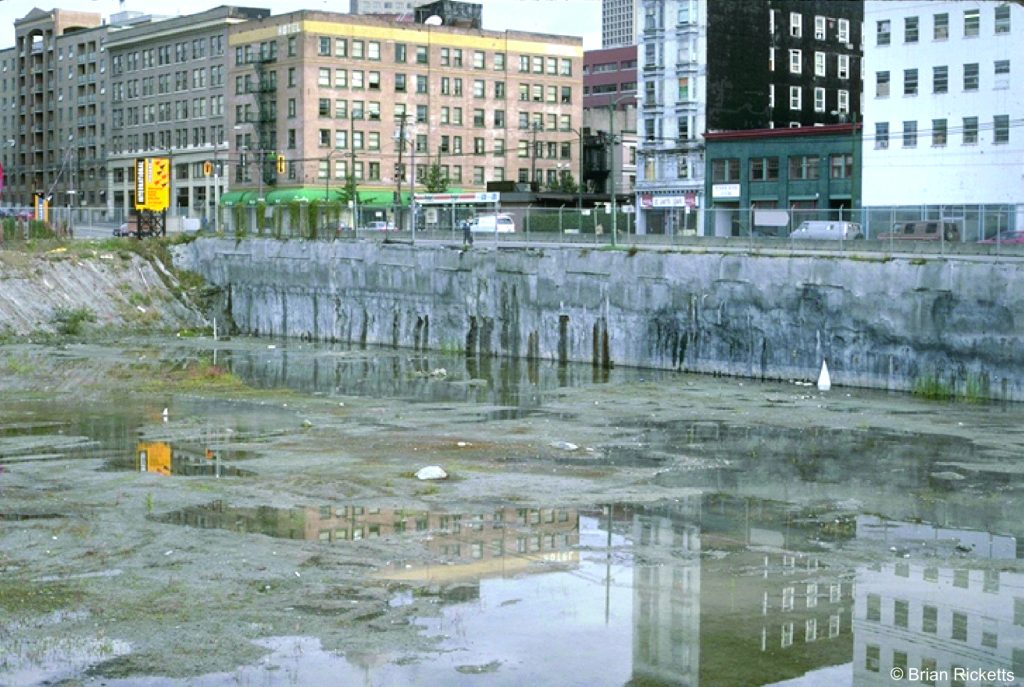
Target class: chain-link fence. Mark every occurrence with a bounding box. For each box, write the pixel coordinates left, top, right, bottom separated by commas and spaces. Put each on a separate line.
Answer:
5, 202, 1022, 251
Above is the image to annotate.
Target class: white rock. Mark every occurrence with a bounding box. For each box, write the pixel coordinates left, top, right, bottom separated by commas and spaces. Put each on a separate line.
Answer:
550, 441, 579, 451
415, 465, 448, 480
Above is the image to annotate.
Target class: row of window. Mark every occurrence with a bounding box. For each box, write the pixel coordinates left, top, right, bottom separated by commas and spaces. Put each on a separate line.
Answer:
111, 36, 225, 75
304, 35, 574, 76
113, 96, 225, 127
777, 12, 852, 43
711, 154, 852, 183
770, 84, 850, 114
768, 615, 844, 650
876, 6, 1012, 46
770, 49, 852, 80
112, 67, 225, 101
302, 159, 573, 188
304, 99, 573, 132
865, 592, 1006, 643
311, 127, 572, 161
875, 116, 1011, 148
110, 125, 223, 154
876, 61, 1011, 97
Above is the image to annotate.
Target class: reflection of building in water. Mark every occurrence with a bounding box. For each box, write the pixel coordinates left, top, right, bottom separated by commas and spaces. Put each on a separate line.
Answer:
853, 518, 1024, 686
625, 494, 854, 687
628, 497, 702, 687
157, 502, 579, 580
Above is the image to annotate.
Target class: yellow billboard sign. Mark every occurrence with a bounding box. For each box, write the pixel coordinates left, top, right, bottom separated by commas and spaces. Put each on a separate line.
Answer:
134, 157, 170, 211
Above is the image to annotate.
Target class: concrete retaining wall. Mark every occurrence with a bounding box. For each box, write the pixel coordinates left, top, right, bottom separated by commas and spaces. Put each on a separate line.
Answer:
174, 239, 1024, 400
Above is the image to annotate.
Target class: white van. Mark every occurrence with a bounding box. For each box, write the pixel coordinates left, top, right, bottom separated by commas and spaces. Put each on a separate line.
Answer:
469, 214, 516, 233
790, 220, 863, 240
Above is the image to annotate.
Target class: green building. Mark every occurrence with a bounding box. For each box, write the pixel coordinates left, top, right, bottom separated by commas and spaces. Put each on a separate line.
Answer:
703, 123, 860, 237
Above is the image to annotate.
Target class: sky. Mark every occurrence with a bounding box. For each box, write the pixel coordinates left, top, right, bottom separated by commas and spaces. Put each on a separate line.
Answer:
0, 0, 602, 49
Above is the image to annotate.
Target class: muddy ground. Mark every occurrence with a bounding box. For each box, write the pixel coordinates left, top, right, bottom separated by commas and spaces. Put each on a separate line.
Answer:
2, 337, 1023, 685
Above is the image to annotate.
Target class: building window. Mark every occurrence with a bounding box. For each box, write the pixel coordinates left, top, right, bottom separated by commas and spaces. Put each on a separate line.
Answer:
964, 63, 979, 90
932, 118, 947, 146
749, 157, 778, 181
922, 605, 938, 632
866, 645, 880, 672
934, 65, 948, 93
934, 13, 949, 39
790, 12, 802, 37
789, 85, 801, 110
318, 68, 330, 87
789, 49, 802, 74
318, 37, 330, 56
963, 116, 978, 144
335, 39, 347, 58
711, 158, 739, 182
837, 89, 849, 113
416, 75, 427, 94
877, 71, 890, 97
903, 121, 918, 147
964, 9, 980, 37
995, 5, 1011, 34
994, 60, 1010, 89
814, 15, 826, 40
367, 41, 380, 61
789, 155, 819, 179
905, 16, 919, 43
352, 40, 364, 59
877, 19, 891, 45
837, 18, 849, 43
416, 45, 428, 64
813, 87, 825, 112
894, 600, 909, 627
994, 115, 1009, 144
395, 43, 406, 63
837, 54, 849, 79
904, 68, 918, 95
866, 594, 881, 621
876, 122, 889, 148
814, 52, 825, 77
952, 612, 968, 641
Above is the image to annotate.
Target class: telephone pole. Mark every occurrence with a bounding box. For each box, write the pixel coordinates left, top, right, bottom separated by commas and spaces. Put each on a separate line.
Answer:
395, 114, 408, 231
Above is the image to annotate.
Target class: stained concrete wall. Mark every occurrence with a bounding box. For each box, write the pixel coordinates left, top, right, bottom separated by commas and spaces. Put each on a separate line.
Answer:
174, 239, 1024, 400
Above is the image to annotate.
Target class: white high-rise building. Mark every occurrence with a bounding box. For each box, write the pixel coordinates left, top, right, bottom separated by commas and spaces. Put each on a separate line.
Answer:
635, 0, 706, 234
602, 0, 639, 48
862, 1, 1024, 238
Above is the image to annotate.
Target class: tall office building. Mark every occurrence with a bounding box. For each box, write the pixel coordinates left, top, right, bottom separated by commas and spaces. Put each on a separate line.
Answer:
225, 11, 583, 201
861, 0, 1023, 238
105, 6, 270, 220
4, 9, 108, 209
602, 0, 638, 48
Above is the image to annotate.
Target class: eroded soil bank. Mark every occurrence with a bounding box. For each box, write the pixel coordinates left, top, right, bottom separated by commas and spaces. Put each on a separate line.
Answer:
1, 338, 1023, 686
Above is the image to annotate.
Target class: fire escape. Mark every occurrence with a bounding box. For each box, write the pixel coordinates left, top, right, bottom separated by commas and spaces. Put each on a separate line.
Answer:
251, 47, 277, 188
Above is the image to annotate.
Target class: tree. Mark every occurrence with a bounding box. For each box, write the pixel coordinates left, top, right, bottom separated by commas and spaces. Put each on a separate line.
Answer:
557, 171, 579, 194
423, 156, 449, 193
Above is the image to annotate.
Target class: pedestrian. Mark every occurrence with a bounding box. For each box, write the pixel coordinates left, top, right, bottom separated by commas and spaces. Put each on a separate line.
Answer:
461, 218, 473, 248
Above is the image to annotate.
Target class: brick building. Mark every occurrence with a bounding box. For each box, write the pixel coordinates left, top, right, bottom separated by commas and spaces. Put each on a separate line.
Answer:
224, 11, 583, 208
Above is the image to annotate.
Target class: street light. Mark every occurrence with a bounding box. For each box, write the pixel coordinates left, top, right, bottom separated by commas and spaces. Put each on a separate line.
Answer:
607, 93, 636, 247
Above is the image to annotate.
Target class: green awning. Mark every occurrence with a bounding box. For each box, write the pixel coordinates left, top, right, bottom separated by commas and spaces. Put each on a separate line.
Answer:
221, 187, 472, 207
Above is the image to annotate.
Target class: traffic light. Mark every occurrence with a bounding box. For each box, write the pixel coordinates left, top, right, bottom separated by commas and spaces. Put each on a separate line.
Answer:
394, 163, 405, 180
276, 154, 285, 174
203, 161, 213, 176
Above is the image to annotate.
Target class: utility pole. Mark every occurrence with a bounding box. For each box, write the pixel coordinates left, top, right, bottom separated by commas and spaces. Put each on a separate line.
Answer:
530, 121, 542, 188
350, 116, 358, 229
395, 114, 408, 231
409, 132, 417, 241
608, 103, 617, 247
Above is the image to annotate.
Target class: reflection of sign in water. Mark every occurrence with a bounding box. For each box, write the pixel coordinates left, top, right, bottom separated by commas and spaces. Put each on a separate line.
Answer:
136, 441, 251, 477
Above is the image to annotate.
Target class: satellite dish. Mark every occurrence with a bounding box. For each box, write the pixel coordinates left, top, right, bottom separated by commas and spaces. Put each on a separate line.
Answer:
423, 15, 443, 25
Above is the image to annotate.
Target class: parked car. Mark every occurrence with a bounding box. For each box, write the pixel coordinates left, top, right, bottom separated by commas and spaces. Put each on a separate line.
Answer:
789, 220, 863, 240
1, 207, 34, 220
362, 220, 395, 232
114, 221, 135, 237
877, 220, 960, 242
978, 230, 1024, 245
469, 214, 516, 233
